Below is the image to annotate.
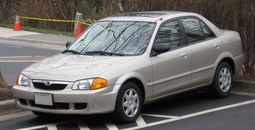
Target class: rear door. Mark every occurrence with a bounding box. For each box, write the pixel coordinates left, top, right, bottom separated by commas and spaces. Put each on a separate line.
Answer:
180, 17, 220, 86
151, 19, 192, 97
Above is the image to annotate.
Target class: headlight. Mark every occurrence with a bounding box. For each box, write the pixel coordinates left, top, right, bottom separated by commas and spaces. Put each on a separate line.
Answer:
16, 74, 30, 86
72, 77, 107, 90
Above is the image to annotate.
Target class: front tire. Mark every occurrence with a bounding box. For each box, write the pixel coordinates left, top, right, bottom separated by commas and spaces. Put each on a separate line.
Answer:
210, 62, 233, 98
112, 82, 142, 123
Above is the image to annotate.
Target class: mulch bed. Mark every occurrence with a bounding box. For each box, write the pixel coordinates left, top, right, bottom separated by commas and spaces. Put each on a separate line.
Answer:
234, 75, 255, 82
0, 71, 13, 101
0, 83, 13, 101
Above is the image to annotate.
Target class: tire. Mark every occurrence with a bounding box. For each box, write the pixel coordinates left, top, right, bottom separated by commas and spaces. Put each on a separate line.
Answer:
210, 62, 233, 98
112, 82, 142, 123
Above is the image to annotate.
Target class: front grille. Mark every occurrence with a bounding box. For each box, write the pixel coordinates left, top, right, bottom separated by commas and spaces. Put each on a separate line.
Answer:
74, 103, 87, 110
33, 82, 67, 90
29, 100, 69, 109
18, 99, 88, 110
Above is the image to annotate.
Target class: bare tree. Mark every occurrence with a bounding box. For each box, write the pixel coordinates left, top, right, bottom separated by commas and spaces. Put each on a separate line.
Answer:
117, 0, 124, 12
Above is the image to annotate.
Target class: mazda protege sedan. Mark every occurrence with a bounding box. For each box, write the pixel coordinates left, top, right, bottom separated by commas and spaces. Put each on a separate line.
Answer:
13, 11, 243, 123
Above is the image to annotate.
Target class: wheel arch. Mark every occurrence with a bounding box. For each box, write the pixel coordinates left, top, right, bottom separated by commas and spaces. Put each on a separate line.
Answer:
219, 57, 235, 74
215, 52, 235, 74
114, 72, 149, 104
209, 52, 235, 85
125, 78, 145, 103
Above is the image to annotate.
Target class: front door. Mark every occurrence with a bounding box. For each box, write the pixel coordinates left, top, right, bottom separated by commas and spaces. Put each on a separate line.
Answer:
151, 20, 192, 97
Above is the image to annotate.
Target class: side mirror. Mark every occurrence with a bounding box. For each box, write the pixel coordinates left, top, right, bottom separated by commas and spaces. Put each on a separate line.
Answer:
65, 41, 71, 48
152, 43, 170, 56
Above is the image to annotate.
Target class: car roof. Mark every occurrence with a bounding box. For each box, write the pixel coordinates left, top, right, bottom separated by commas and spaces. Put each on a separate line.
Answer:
99, 11, 188, 22
98, 11, 222, 37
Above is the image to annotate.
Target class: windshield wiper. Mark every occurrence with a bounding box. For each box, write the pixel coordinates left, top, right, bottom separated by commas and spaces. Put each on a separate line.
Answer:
83, 51, 114, 56
62, 49, 80, 55
83, 51, 132, 56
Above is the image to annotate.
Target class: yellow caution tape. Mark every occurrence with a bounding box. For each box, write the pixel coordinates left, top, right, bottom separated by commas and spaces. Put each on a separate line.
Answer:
19, 16, 93, 26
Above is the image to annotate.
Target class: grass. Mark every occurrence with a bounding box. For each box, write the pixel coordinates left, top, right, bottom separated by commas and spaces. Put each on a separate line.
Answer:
0, 22, 74, 36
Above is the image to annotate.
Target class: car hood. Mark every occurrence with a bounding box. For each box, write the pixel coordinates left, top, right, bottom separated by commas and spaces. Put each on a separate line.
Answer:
23, 54, 134, 81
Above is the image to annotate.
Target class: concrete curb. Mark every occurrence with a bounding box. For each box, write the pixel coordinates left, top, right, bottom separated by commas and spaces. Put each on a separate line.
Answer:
0, 99, 18, 114
234, 79, 255, 85
0, 37, 65, 47
233, 79, 255, 95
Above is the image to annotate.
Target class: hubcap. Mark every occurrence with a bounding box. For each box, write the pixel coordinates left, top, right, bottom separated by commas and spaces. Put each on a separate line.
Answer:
122, 88, 139, 118
218, 67, 232, 92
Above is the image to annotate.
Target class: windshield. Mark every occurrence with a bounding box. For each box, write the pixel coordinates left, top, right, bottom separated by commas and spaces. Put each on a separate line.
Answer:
66, 21, 156, 56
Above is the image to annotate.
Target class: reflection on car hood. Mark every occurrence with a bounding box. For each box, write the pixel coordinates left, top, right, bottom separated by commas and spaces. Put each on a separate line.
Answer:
23, 54, 132, 81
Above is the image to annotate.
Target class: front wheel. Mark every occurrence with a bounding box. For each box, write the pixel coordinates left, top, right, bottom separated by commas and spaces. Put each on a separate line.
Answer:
210, 62, 233, 98
112, 82, 142, 123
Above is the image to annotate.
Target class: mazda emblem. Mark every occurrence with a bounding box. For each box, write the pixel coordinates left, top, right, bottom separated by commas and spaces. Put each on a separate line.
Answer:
43, 81, 51, 86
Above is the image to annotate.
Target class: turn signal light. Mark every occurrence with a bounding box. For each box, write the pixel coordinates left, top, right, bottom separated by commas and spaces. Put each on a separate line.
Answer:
90, 78, 107, 90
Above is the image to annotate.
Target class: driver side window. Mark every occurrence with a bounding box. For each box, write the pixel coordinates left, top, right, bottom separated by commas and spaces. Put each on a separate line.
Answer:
154, 20, 184, 51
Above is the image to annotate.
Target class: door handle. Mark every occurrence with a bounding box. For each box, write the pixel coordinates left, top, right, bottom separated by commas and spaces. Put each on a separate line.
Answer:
180, 52, 187, 58
213, 43, 220, 49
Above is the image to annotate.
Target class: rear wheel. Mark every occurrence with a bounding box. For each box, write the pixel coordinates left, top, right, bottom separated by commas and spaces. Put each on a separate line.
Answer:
112, 82, 142, 123
210, 62, 233, 98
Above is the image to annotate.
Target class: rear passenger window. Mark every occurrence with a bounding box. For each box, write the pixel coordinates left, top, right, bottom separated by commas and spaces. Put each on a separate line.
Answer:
154, 20, 184, 50
181, 17, 216, 43
200, 21, 216, 39
181, 18, 204, 43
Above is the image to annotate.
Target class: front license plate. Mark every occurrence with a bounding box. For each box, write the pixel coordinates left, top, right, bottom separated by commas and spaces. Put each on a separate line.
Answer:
34, 93, 53, 106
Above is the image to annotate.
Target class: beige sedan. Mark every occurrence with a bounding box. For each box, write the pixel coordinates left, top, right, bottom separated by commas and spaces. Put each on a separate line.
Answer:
13, 11, 243, 123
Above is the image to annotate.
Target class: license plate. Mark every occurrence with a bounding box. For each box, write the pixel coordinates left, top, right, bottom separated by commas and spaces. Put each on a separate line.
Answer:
34, 93, 53, 106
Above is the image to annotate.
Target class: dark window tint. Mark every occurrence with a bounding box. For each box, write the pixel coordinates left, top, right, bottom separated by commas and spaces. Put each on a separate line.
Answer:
154, 20, 184, 50
181, 18, 204, 43
200, 21, 216, 39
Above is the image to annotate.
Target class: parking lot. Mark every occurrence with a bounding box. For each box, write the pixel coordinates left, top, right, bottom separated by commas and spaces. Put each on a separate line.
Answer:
0, 39, 255, 130
0, 92, 254, 130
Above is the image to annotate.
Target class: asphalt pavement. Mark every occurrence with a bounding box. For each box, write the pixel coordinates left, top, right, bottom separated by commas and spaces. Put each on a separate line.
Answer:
0, 39, 62, 84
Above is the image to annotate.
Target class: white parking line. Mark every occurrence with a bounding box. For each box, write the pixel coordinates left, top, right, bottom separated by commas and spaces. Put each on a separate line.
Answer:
142, 113, 180, 119
18, 123, 57, 130
76, 121, 90, 130
123, 99, 255, 130
47, 124, 58, 130
105, 122, 119, 130
136, 115, 146, 126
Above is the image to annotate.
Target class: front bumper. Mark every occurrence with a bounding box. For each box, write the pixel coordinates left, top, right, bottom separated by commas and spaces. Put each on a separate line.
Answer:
12, 84, 118, 115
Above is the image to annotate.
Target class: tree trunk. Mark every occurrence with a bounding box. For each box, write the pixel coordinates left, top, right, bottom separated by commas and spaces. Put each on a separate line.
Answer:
0, 71, 6, 87
118, 0, 124, 12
